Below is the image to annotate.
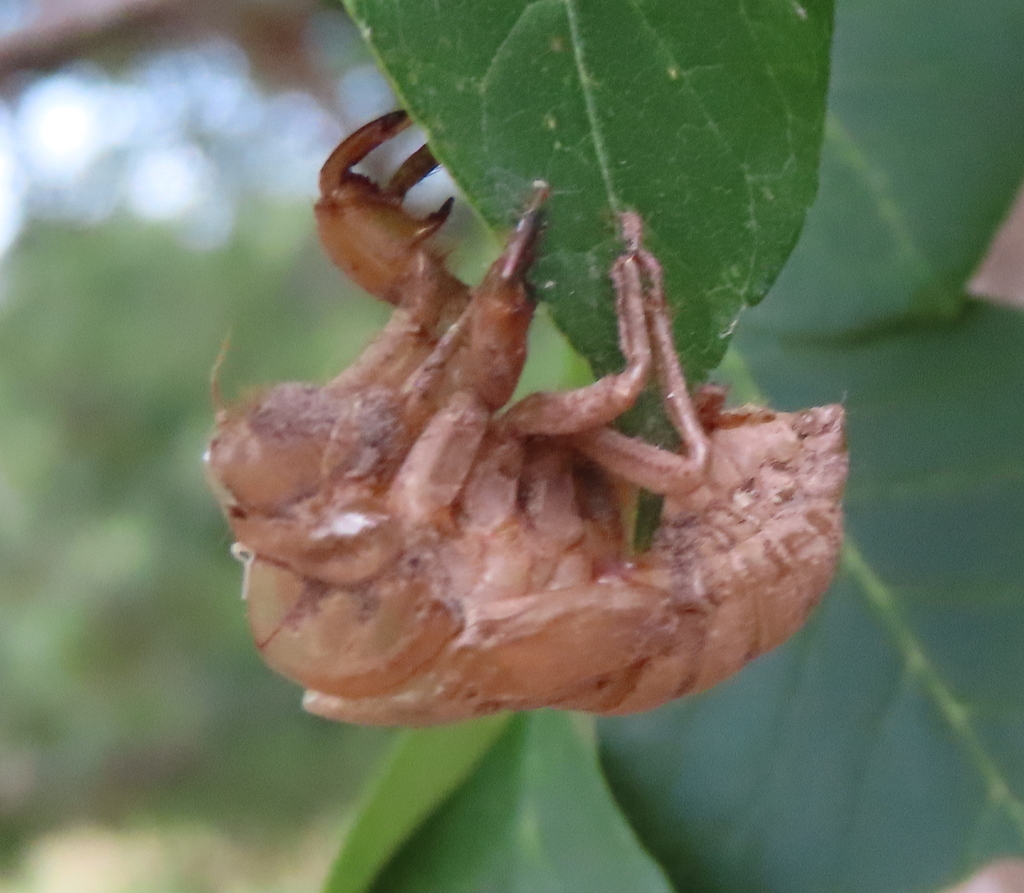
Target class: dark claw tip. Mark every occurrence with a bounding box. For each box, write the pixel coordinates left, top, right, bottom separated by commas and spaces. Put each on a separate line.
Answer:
379, 109, 410, 129
500, 183, 549, 281
431, 196, 456, 222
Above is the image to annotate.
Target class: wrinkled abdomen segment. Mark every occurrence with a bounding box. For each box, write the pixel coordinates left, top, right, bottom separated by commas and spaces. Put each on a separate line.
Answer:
627, 498, 843, 708
260, 494, 840, 725
618, 404, 848, 707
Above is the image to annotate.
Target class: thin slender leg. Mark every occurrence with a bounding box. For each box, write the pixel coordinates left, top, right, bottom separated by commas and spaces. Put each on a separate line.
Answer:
500, 237, 652, 435
398, 183, 549, 423
622, 212, 709, 469
385, 186, 552, 518
322, 319, 430, 397
398, 305, 472, 427
571, 427, 705, 496
388, 390, 490, 524
568, 212, 709, 496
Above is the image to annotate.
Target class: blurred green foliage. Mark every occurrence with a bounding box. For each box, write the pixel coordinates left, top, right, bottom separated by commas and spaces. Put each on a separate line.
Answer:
0, 203, 397, 857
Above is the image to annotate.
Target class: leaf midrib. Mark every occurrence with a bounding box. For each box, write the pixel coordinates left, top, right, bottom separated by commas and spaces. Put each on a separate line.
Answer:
562, 0, 621, 213
841, 541, 1024, 841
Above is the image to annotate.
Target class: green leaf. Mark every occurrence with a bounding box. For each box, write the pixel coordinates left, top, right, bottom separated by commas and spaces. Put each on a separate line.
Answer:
758, 0, 1024, 334
331, 3, 1024, 893
368, 712, 675, 893
342, 0, 833, 382
601, 306, 1024, 893
598, 0, 1024, 889
325, 715, 511, 893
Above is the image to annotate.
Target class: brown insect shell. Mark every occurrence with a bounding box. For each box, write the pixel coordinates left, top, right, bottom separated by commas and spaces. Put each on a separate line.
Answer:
205, 318, 498, 704
315, 172, 463, 313
465, 260, 535, 409
206, 381, 455, 700
285, 400, 846, 726
242, 554, 460, 701
206, 376, 415, 584
207, 110, 848, 725
639, 402, 847, 704
207, 382, 405, 507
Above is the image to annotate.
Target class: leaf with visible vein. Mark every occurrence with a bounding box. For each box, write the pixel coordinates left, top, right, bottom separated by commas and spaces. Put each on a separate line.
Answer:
598, 1, 1024, 887
602, 307, 1024, 892
342, 0, 832, 383
760, 1, 1024, 334
336, 0, 1024, 889
330, 0, 832, 888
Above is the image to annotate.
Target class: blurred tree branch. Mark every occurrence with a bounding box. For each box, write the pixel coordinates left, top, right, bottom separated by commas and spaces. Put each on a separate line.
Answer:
0, 0, 178, 78
0, 0, 333, 99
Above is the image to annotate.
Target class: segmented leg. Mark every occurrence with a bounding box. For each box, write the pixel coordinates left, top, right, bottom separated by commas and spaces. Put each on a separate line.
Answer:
324, 294, 456, 396
569, 213, 709, 496
384, 143, 441, 197
625, 213, 708, 468
317, 116, 470, 394
315, 111, 459, 307
390, 184, 547, 428
318, 110, 411, 193
465, 184, 547, 410
499, 237, 652, 435
385, 187, 548, 521
388, 390, 490, 525
383, 142, 454, 238
317, 111, 453, 247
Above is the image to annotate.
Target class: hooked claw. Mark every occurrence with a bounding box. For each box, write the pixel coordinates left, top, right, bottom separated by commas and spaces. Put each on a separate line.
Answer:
315, 112, 456, 305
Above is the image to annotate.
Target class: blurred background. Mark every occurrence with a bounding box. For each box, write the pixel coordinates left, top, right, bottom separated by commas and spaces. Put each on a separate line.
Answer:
0, 1, 576, 890
7, 3, 1015, 890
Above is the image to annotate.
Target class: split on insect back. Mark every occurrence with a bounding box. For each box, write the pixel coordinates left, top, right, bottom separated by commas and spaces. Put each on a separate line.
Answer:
204, 111, 848, 727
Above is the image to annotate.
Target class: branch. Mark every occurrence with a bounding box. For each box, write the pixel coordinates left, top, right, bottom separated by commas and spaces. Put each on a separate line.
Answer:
0, 0, 183, 78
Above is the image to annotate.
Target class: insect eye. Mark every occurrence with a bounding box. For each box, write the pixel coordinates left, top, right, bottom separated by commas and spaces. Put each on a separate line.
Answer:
204, 446, 239, 510
206, 415, 326, 512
